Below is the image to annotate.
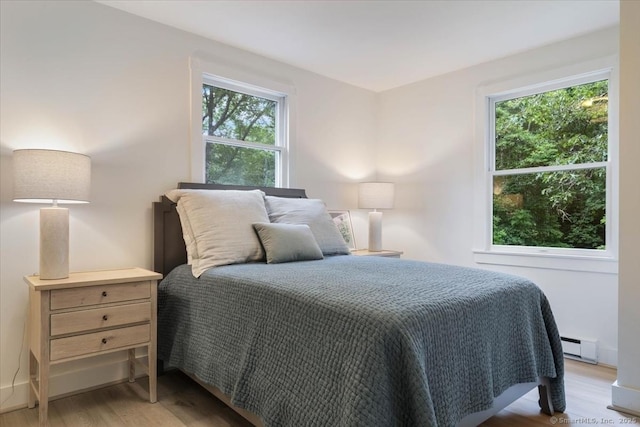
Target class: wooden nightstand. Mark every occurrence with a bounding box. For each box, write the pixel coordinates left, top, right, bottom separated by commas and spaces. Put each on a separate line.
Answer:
351, 249, 403, 258
24, 267, 162, 427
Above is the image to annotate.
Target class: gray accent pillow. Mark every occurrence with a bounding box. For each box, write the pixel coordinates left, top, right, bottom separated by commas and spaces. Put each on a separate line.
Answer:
253, 223, 324, 264
264, 196, 351, 255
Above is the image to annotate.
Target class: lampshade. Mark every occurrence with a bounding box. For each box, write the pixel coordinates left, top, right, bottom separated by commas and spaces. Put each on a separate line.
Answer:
358, 182, 395, 209
13, 149, 91, 203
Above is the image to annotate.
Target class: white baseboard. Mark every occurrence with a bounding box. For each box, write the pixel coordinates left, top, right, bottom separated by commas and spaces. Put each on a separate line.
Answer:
598, 346, 618, 367
611, 380, 640, 416
0, 353, 149, 414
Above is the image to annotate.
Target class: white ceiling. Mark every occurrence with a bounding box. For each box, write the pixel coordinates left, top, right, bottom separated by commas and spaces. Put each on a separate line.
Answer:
97, 0, 619, 92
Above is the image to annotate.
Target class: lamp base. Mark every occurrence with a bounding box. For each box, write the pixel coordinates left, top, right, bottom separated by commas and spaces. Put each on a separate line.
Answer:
368, 211, 383, 252
40, 207, 69, 280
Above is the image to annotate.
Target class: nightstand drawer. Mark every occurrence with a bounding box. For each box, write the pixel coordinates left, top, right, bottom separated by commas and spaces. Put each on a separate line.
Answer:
50, 324, 150, 361
50, 282, 151, 310
50, 302, 151, 336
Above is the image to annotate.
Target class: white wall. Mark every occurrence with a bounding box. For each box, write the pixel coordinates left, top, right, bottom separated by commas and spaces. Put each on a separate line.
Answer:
376, 27, 621, 367
613, 0, 640, 415
1, 0, 632, 415
0, 0, 375, 411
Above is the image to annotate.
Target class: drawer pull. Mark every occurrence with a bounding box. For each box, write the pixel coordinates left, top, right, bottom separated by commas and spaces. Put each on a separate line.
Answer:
102, 291, 108, 297
101, 338, 108, 344
102, 315, 109, 321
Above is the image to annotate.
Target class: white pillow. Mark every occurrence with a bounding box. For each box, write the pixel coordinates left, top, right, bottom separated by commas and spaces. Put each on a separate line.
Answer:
264, 196, 351, 255
166, 189, 269, 277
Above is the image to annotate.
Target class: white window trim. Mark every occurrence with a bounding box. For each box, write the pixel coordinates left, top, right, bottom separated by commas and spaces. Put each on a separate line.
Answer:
189, 55, 296, 187
473, 56, 619, 274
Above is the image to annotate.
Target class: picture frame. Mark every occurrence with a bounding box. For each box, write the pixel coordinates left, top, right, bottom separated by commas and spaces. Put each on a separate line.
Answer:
329, 210, 356, 250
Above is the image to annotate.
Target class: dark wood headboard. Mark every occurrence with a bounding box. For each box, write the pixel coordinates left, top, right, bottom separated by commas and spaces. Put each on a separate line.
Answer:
153, 182, 307, 278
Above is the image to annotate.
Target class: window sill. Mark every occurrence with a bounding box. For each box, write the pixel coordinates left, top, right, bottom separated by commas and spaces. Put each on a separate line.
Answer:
472, 249, 618, 274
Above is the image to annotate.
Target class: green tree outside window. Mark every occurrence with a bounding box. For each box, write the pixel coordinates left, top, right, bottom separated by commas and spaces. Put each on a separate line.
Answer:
202, 84, 282, 187
492, 80, 608, 250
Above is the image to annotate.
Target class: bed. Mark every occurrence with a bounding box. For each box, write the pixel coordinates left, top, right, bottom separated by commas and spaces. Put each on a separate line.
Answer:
153, 182, 565, 427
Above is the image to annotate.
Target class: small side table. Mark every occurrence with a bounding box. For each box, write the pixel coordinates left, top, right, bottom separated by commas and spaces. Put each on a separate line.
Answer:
24, 267, 162, 427
351, 249, 403, 258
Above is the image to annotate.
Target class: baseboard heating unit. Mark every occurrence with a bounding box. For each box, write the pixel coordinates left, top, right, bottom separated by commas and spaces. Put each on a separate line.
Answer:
560, 336, 598, 364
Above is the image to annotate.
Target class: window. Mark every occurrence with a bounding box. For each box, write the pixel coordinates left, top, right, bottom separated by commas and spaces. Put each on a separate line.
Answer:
201, 78, 287, 187
491, 78, 609, 250
474, 62, 618, 273
189, 57, 294, 187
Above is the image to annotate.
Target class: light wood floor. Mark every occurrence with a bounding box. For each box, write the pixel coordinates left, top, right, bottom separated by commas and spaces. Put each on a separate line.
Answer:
1, 360, 637, 426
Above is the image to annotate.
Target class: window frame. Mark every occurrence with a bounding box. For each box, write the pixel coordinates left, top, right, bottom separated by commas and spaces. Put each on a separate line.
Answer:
473, 57, 619, 274
189, 56, 295, 187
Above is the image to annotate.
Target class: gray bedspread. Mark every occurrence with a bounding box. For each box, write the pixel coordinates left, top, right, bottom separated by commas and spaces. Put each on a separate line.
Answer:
158, 256, 565, 427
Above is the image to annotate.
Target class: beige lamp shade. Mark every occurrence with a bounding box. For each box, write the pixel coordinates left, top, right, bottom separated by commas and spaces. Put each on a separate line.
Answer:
13, 149, 91, 204
358, 182, 395, 209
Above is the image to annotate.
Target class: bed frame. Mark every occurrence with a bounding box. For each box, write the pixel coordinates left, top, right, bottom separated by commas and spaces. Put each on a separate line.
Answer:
152, 182, 556, 427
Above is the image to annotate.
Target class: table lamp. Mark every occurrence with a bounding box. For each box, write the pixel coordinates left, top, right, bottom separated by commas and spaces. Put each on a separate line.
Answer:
358, 182, 394, 252
13, 149, 91, 280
